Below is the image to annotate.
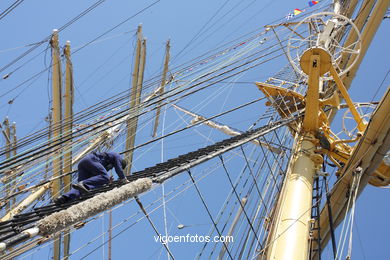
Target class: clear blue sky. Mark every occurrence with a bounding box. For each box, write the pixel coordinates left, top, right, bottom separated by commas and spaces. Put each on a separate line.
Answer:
0, 0, 389, 259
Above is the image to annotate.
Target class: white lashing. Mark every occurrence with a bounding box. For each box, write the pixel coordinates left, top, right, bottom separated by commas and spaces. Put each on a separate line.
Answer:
37, 178, 152, 237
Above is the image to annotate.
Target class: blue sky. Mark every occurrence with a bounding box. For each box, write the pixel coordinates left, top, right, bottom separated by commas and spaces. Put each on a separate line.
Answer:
0, 0, 389, 259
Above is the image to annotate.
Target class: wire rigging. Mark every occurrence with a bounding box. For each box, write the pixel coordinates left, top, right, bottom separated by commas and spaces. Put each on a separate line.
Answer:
187, 169, 234, 260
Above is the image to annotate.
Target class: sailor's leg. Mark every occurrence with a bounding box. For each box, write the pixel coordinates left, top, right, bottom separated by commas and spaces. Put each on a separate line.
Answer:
54, 188, 81, 204
77, 154, 106, 182
62, 188, 81, 200
82, 174, 110, 190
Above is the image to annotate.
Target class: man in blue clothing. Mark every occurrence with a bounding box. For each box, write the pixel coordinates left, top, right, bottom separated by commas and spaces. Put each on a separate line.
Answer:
54, 151, 128, 204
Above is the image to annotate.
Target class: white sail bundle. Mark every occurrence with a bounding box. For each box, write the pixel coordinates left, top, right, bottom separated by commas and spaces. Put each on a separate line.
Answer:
38, 178, 152, 236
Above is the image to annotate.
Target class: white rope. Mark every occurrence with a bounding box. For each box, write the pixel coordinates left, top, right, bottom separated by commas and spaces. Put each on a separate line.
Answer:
335, 169, 362, 259
160, 83, 170, 260
346, 170, 363, 258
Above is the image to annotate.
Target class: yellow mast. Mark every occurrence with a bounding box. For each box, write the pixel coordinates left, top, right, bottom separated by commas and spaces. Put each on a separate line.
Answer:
62, 40, 74, 260
152, 39, 170, 137
2, 118, 11, 211
265, 48, 328, 260
50, 29, 63, 260
10, 122, 16, 206
125, 24, 145, 174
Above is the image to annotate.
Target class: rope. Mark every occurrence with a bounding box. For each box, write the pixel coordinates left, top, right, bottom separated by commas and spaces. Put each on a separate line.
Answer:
187, 169, 234, 260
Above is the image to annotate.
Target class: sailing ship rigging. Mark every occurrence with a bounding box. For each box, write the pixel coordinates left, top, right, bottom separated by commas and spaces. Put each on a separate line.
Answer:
0, 0, 389, 259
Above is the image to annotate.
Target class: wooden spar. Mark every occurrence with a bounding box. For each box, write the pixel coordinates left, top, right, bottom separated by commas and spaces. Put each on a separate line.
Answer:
45, 115, 52, 180
50, 29, 63, 199
50, 29, 63, 260
1, 184, 51, 221
3, 118, 11, 211
11, 123, 16, 206
63, 41, 73, 194
342, 0, 390, 90
125, 25, 145, 174
338, 0, 376, 71
137, 39, 146, 106
11, 123, 16, 157
152, 39, 170, 137
3, 118, 10, 160
344, 0, 359, 18
125, 25, 142, 175
172, 104, 282, 154
327, 0, 390, 122
62, 40, 73, 260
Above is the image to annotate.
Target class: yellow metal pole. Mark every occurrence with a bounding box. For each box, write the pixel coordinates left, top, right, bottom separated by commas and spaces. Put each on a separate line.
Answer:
266, 48, 325, 260
329, 65, 366, 132
125, 25, 142, 174
266, 133, 320, 260
303, 54, 320, 132
62, 40, 73, 260
152, 39, 170, 137
50, 29, 63, 260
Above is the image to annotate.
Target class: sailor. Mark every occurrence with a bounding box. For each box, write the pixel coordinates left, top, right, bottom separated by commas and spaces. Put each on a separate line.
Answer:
54, 151, 128, 204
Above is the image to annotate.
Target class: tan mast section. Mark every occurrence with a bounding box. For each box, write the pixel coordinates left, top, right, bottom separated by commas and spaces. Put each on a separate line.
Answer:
50, 29, 63, 201
327, 0, 389, 121
125, 24, 145, 174
2, 118, 11, 211
10, 122, 16, 206
152, 39, 170, 137
62, 40, 73, 260
50, 29, 63, 260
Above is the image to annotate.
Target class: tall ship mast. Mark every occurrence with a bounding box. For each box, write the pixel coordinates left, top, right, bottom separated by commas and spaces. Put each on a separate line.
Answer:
0, 0, 388, 259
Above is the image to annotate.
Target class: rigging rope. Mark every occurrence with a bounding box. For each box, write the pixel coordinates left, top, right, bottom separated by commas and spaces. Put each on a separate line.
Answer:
187, 169, 234, 260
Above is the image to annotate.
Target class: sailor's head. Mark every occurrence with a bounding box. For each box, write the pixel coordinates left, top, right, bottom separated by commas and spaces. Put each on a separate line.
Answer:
104, 158, 127, 171
120, 158, 127, 170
